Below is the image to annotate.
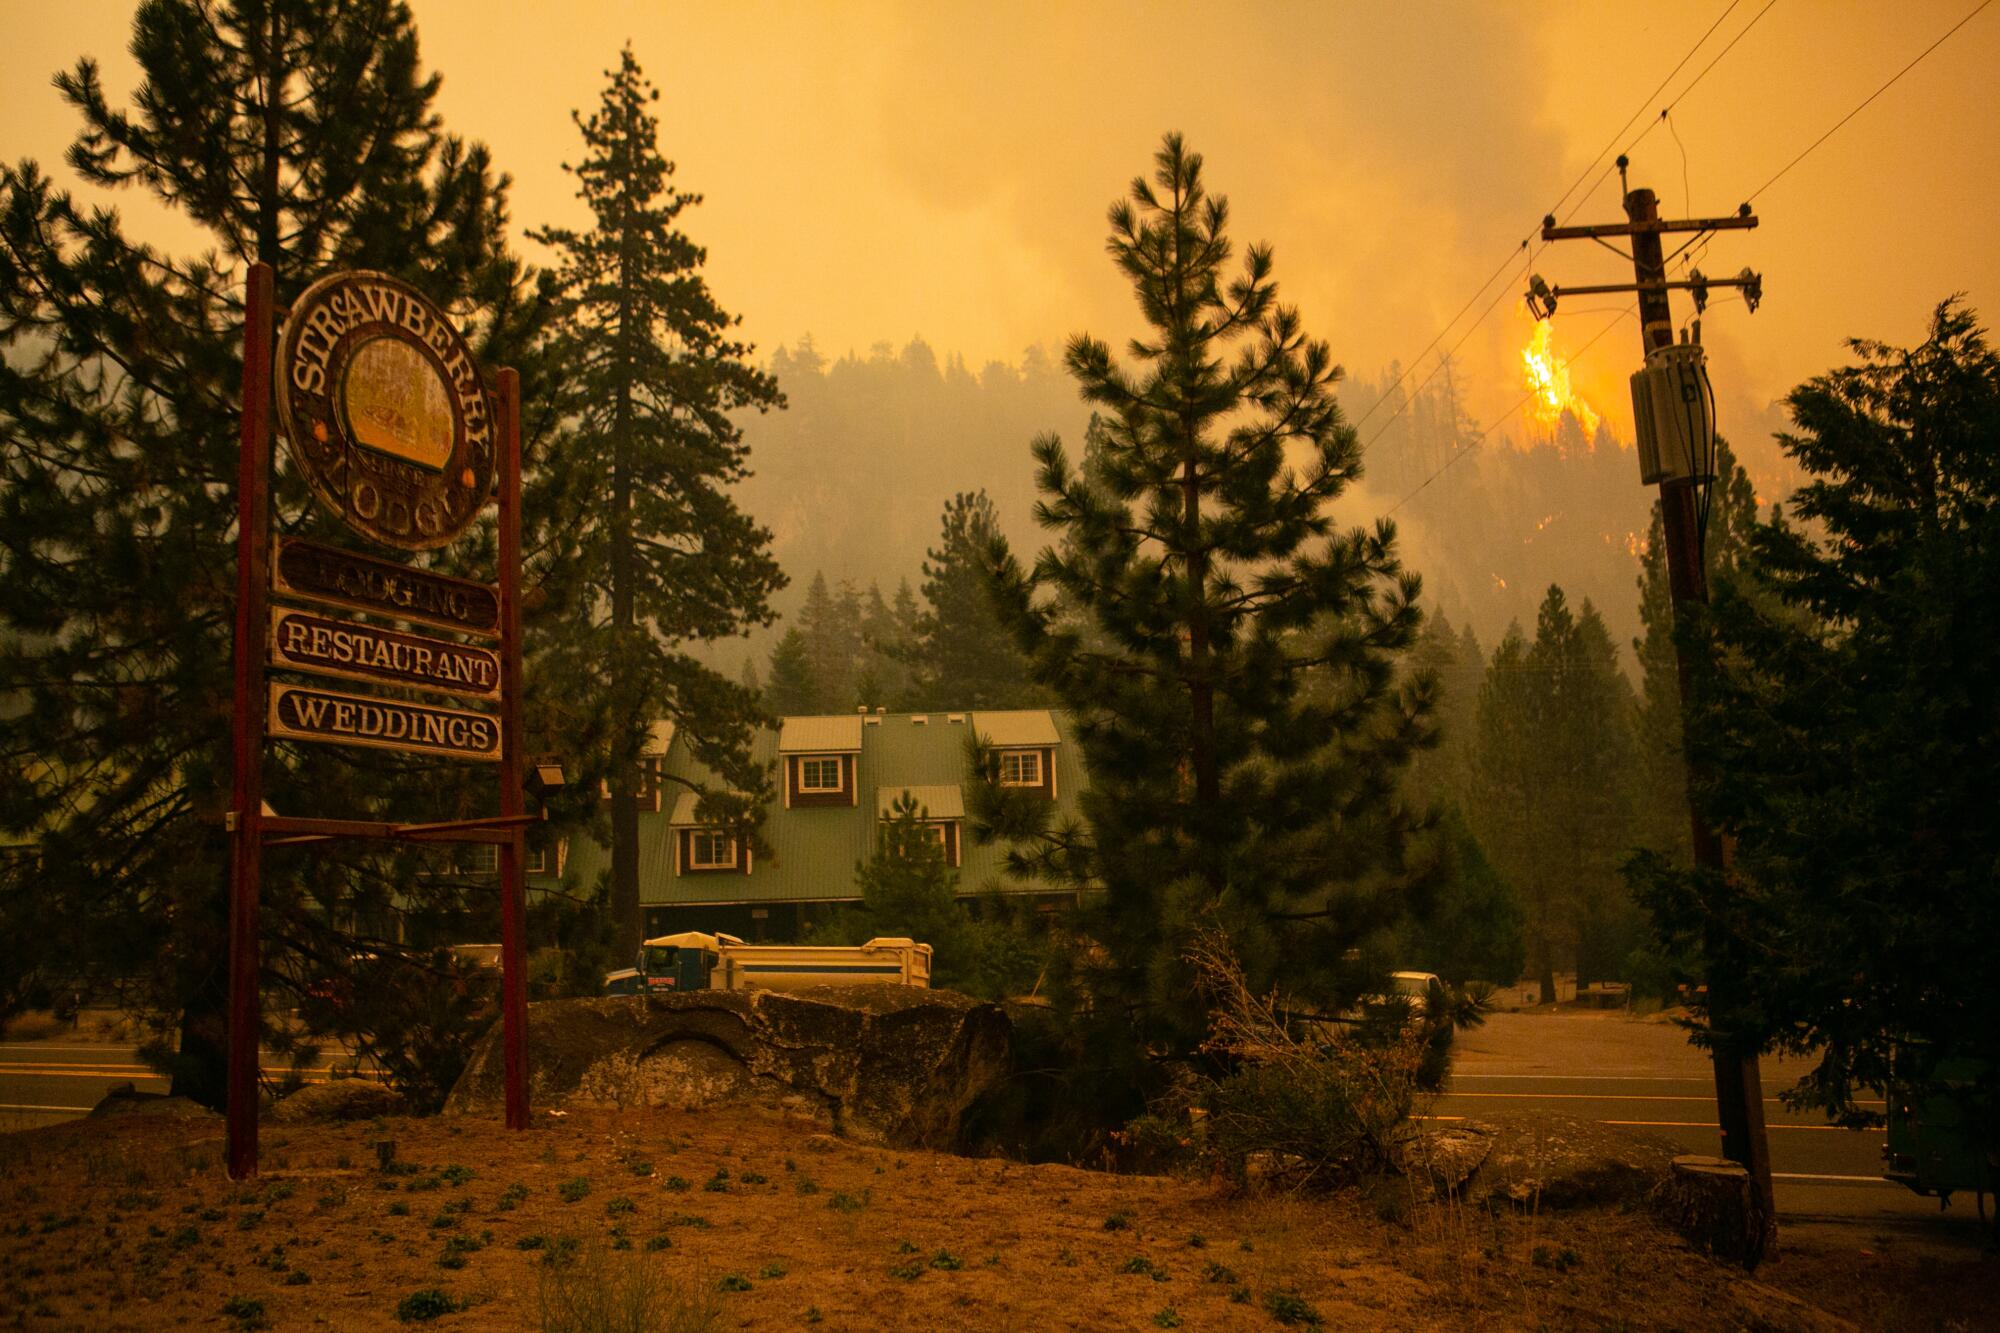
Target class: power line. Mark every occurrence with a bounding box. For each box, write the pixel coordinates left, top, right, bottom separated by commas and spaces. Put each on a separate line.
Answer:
1361, 253, 1531, 449
1648, 0, 1782, 137
1351, 242, 1525, 429
1746, 0, 1993, 203
1386, 305, 1635, 516
1352, 1, 1749, 433
1549, 0, 1747, 224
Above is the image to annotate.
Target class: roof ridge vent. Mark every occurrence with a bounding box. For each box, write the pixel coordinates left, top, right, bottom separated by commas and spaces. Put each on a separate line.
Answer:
863, 715, 882, 726
946, 712, 965, 724
911, 714, 928, 725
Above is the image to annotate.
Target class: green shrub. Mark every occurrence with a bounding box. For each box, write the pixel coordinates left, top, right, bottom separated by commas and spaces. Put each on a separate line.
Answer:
395, 1288, 460, 1322
558, 1177, 591, 1203
1264, 1288, 1321, 1325
221, 1295, 268, 1329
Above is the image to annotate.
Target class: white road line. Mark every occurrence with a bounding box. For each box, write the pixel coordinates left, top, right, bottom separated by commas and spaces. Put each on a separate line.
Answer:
1772, 1172, 1897, 1185
1597, 1119, 1877, 1133
0, 1103, 92, 1113
1453, 1072, 1737, 1081
1441, 1090, 1887, 1109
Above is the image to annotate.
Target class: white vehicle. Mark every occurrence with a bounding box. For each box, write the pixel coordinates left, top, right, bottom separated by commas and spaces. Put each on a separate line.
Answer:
605, 933, 932, 996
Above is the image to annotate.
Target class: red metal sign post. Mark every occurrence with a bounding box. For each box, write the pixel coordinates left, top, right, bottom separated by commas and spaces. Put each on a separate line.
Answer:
496, 367, 530, 1131
226, 263, 276, 1182
226, 265, 534, 1177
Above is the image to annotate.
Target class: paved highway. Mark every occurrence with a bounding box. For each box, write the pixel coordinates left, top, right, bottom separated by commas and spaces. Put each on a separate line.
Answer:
0, 1039, 367, 1132
1439, 1010, 1987, 1240
3, 1011, 1987, 1244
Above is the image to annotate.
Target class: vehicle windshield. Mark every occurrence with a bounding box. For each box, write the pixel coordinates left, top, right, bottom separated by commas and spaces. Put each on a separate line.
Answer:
642, 945, 678, 972
1392, 975, 1433, 998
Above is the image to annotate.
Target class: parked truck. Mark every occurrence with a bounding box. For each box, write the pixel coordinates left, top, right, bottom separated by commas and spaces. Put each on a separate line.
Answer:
603, 932, 932, 996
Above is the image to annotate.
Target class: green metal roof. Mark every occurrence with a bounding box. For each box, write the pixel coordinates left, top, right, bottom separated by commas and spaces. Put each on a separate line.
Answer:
534, 709, 1086, 906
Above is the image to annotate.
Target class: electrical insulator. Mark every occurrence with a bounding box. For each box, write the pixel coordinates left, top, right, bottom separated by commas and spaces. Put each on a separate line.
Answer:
1629, 343, 1716, 487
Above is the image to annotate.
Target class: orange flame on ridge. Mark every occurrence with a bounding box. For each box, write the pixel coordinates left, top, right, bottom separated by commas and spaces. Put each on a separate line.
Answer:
1520, 321, 1600, 439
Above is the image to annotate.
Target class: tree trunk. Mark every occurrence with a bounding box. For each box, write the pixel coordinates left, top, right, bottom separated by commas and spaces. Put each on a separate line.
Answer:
1652, 1154, 1770, 1269
171, 846, 231, 1108
607, 147, 642, 960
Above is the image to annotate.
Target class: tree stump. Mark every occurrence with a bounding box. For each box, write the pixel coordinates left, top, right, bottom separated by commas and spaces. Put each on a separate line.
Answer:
1652, 1155, 1770, 1269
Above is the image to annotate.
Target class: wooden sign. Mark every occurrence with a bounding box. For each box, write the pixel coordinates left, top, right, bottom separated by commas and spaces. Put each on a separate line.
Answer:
269, 683, 501, 761
274, 271, 494, 550
270, 607, 500, 700
273, 537, 500, 639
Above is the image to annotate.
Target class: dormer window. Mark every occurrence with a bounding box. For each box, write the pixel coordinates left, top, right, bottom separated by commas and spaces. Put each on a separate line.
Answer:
687, 830, 738, 870
997, 750, 1043, 786
778, 715, 863, 808
668, 791, 752, 875
798, 757, 843, 793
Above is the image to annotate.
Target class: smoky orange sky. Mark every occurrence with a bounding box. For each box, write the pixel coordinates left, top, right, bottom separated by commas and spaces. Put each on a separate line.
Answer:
7, 1, 1998, 488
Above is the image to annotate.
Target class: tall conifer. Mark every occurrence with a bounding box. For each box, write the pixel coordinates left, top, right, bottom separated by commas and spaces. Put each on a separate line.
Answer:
980, 135, 1429, 1072
0, 0, 544, 1103
533, 48, 784, 956
902, 490, 1041, 710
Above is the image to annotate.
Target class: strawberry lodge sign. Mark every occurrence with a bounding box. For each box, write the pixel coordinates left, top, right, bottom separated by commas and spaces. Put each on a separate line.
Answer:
226, 263, 535, 1180
274, 270, 495, 551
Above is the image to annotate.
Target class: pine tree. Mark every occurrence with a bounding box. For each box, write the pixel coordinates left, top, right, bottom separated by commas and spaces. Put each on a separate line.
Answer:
1469, 588, 1637, 997
763, 628, 820, 717
1636, 300, 2000, 1149
1393, 808, 1525, 988
857, 580, 912, 708
902, 491, 1041, 710
533, 47, 784, 957
797, 572, 852, 711
0, 0, 545, 1104
980, 135, 1430, 1074
1630, 436, 1760, 863
1403, 610, 1478, 811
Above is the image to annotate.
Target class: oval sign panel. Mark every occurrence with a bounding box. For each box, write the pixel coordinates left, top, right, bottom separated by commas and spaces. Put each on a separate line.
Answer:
275, 271, 494, 550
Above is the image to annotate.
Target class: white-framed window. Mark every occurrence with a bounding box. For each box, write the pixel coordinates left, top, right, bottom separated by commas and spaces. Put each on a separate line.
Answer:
525, 845, 547, 876
997, 750, 1042, 787
798, 756, 843, 792
461, 844, 499, 874
688, 830, 738, 870
923, 823, 949, 852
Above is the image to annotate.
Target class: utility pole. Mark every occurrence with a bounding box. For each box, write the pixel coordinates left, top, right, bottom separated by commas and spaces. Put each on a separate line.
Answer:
1528, 157, 1776, 1247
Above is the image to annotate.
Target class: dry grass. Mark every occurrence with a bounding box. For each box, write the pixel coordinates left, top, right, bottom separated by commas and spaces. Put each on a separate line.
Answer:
0, 1104, 1974, 1331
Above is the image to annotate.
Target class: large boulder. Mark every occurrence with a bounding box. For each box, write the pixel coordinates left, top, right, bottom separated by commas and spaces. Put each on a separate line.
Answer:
270, 1078, 406, 1123
1459, 1113, 1680, 1210
445, 985, 1011, 1150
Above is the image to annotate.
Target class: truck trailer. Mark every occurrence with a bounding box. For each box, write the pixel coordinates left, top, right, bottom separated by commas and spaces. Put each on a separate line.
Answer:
603, 932, 932, 996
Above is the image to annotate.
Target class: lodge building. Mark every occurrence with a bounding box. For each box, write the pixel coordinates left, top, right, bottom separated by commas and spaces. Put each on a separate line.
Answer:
529, 708, 1086, 939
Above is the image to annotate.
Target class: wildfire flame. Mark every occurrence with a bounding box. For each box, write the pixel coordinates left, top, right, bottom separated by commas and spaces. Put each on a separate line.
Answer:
1521, 320, 1600, 438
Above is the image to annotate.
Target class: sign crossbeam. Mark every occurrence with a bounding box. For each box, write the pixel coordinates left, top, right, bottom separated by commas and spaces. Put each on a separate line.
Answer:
259, 812, 541, 848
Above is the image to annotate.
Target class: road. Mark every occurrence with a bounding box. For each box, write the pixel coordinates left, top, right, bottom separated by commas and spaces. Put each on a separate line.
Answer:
3, 1012, 1988, 1246
0, 1039, 366, 1132
1439, 1010, 1987, 1244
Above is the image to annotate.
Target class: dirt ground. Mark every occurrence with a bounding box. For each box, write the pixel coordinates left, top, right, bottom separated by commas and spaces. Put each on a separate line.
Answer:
0, 1104, 1992, 1332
